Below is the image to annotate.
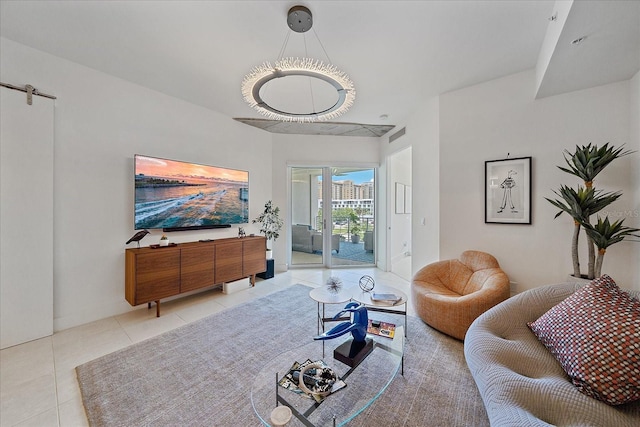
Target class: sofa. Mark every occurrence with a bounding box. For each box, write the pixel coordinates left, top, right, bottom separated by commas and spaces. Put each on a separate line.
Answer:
411, 250, 510, 340
292, 224, 340, 254
312, 233, 340, 254
464, 282, 640, 427
363, 230, 374, 252
291, 224, 314, 253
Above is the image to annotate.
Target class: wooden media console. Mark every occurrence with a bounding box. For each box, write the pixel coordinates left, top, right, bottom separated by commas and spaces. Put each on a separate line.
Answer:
125, 236, 266, 316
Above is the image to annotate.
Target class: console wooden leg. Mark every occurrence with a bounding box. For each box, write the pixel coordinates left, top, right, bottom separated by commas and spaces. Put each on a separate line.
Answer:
250, 274, 256, 287
156, 300, 160, 317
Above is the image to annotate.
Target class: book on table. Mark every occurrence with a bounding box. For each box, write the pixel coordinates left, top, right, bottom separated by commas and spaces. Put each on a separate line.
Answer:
278, 359, 346, 403
371, 292, 401, 303
367, 319, 396, 338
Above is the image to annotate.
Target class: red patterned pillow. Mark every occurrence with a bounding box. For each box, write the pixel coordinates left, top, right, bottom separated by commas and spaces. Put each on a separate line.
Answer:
527, 275, 640, 405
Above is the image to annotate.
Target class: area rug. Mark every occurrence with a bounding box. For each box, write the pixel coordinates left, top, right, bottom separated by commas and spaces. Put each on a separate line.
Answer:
76, 284, 488, 426
334, 241, 374, 264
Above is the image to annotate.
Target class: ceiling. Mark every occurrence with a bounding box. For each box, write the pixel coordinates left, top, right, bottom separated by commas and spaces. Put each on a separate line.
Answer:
1, 1, 638, 134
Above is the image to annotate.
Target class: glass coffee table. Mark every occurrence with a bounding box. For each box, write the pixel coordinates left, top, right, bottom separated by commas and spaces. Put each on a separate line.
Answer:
251, 326, 404, 427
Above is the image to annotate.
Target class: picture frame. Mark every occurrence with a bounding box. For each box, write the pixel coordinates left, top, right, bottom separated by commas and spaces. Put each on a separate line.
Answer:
404, 185, 412, 214
395, 182, 405, 214
485, 156, 532, 224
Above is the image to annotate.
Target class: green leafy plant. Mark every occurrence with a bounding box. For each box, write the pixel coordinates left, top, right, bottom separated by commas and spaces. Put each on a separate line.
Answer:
582, 217, 640, 278
558, 143, 632, 188
347, 210, 360, 233
545, 185, 621, 278
546, 143, 634, 279
253, 200, 283, 243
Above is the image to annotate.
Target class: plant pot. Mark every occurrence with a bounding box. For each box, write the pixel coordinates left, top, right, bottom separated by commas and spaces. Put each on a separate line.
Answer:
567, 274, 593, 284
266, 249, 273, 260
159, 239, 169, 247
351, 235, 360, 244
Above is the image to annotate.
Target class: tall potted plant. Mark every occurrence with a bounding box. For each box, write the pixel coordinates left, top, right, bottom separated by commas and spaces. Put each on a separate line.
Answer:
253, 200, 283, 259
545, 143, 636, 279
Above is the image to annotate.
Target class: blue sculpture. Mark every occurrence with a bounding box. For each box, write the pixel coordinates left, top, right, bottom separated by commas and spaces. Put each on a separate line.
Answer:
314, 302, 368, 342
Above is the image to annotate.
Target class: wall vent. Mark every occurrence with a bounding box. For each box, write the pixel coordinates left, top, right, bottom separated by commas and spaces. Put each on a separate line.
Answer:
389, 127, 406, 143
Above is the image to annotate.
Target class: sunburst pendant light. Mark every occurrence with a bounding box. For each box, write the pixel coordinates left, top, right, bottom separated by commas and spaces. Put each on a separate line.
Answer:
241, 5, 356, 123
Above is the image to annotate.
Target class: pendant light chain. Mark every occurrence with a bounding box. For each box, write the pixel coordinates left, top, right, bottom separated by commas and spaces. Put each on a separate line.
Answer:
277, 30, 291, 61
303, 33, 317, 114
312, 27, 333, 64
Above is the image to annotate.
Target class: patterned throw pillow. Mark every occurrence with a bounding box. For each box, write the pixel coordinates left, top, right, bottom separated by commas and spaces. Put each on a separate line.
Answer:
527, 275, 640, 405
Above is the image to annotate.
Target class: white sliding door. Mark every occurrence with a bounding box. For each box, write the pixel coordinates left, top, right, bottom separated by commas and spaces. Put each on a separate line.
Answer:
1, 86, 54, 349
289, 166, 376, 268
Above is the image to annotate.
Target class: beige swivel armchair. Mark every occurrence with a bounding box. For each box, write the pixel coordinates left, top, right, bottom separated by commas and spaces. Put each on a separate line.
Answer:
411, 250, 510, 340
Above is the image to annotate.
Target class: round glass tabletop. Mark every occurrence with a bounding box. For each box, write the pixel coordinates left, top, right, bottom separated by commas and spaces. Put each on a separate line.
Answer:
251, 327, 404, 427
309, 286, 354, 305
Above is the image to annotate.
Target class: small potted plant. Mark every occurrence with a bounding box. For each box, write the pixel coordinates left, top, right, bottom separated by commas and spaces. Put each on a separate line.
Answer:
253, 200, 283, 259
348, 210, 361, 243
350, 224, 362, 244
159, 234, 169, 247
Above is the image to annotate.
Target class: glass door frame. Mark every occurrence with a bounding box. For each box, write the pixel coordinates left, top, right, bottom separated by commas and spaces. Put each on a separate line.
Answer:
288, 163, 377, 269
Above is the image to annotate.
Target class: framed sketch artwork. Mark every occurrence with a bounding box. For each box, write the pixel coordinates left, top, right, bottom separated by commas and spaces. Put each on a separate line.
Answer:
485, 156, 532, 224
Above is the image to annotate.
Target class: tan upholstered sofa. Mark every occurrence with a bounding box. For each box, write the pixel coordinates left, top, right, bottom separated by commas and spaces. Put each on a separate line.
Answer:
411, 250, 510, 340
464, 282, 640, 426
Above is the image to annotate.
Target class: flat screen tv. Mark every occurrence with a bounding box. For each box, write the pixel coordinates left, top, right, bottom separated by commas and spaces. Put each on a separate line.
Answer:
134, 154, 249, 231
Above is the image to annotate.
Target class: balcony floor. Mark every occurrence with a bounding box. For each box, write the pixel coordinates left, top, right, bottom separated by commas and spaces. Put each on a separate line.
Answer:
292, 240, 374, 266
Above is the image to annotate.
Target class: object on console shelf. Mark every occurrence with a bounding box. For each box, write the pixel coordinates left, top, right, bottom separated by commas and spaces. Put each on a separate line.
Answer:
149, 243, 177, 249
159, 234, 170, 246
125, 229, 149, 247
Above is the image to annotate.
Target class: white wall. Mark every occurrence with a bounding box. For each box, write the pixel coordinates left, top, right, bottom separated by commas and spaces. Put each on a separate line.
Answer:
271, 134, 379, 270
439, 69, 638, 291
1, 38, 273, 331
388, 147, 412, 279
380, 98, 441, 277
630, 71, 640, 281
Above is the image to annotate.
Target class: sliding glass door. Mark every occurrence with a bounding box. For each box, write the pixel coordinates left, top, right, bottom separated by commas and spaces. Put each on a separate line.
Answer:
290, 167, 323, 266
290, 166, 375, 268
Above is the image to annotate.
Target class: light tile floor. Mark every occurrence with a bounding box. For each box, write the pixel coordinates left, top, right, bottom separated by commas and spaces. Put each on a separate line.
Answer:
1, 267, 413, 427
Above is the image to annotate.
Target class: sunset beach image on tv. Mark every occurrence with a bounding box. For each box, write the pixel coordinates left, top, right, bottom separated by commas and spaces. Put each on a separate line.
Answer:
134, 155, 249, 230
